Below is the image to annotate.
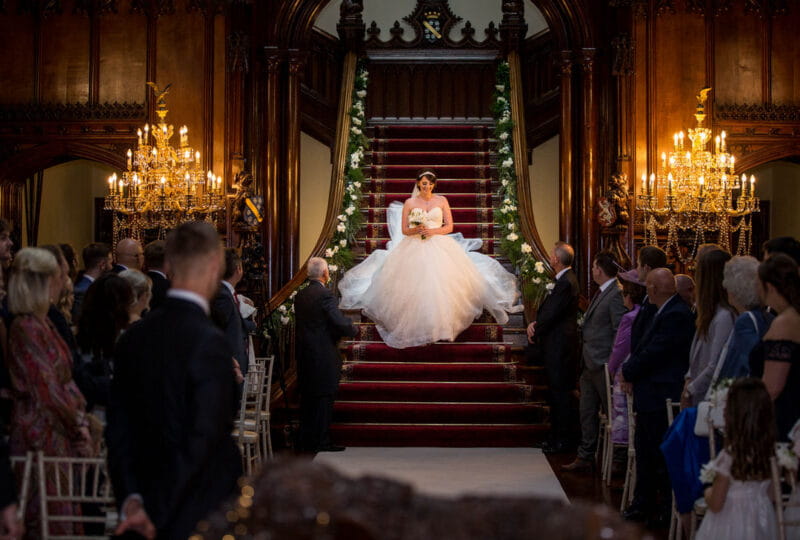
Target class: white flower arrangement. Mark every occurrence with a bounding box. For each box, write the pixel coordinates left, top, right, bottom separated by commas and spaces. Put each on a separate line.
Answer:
337, 223, 346, 232
492, 61, 552, 308
776, 442, 799, 472
340, 239, 347, 247
408, 207, 426, 227
345, 206, 355, 215
699, 462, 716, 484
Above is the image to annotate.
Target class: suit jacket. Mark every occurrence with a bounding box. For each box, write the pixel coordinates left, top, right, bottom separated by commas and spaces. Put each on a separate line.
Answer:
147, 270, 170, 312
211, 284, 250, 377
294, 280, 357, 397
534, 268, 580, 364
622, 295, 696, 413
111, 263, 127, 274
106, 297, 242, 539
581, 278, 627, 370
630, 299, 657, 352
72, 275, 93, 323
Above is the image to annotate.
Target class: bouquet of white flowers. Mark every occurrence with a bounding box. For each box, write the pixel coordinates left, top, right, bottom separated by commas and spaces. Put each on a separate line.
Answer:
408, 208, 426, 228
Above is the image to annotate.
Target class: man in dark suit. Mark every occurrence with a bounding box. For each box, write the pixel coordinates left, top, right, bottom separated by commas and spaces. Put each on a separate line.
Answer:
295, 257, 357, 453
112, 237, 143, 273
629, 245, 668, 351
563, 250, 627, 471
72, 242, 112, 322
622, 268, 696, 527
106, 222, 242, 539
143, 240, 170, 311
526, 241, 580, 454
212, 248, 255, 378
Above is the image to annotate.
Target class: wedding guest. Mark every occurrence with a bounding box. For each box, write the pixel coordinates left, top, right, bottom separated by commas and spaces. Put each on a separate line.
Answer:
622, 268, 695, 527
675, 274, 696, 307
143, 240, 169, 311
112, 237, 143, 272
41, 244, 75, 331
72, 242, 112, 322
212, 249, 254, 379
526, 241, 580, 454
7, 248, 93, 535
607, 270, 646, 445
107, 221, 241, 539
59, 243, 78, 283
749, 253, 800, 441
295, 257, 357, 453
682, 248, 736, 408
119, 269, 152, 324
563, 250, 626, 472
763, 236, 800, 264
76, 274, 134, 410
715, 256, 773, 380
630, 245, 668, 351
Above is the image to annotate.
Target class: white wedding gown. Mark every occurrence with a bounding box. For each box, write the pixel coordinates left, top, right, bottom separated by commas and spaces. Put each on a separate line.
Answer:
338, 201, 522, 349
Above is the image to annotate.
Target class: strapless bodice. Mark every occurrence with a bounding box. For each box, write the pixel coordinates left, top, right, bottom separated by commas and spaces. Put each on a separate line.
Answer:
411, 206, 443, 229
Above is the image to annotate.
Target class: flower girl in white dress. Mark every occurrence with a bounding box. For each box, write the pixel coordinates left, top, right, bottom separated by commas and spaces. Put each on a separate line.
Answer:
695, 378, 778, 540
338, 170, 521, 349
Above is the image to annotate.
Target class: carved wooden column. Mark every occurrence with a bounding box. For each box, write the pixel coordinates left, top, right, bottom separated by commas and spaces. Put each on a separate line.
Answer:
580, 48, 598, 292
284, 51, 306, 280
500, 0, 527, 54
611, 33, 635, 265
559, 50, 574, 245
262, 49, 283, 296
224, 17, 249, 185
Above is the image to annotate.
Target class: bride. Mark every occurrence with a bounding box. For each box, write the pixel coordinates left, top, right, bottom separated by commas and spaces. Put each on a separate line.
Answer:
338, 170, 522, 349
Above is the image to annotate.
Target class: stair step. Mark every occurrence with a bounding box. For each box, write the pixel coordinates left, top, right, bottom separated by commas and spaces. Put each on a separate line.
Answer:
371, 151, 493, 166
342, 342, 512, 363
362, 237, 498, 256
342, 362, 518, 382
337, 381, 537, 402
333, 401, 547, 424
372, 138, 493, 152
366, 193, 494, 207
330, 423, 549, 447
354, 322, 503, 343
371, 125, 493, 139
365, 207, 494, 223
364, 222, 496, 239
370, 177, 494, 193
369, 164, 495, 179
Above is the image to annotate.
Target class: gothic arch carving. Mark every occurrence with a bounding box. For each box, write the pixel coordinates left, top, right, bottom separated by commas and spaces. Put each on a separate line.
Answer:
0, 142, 126, 185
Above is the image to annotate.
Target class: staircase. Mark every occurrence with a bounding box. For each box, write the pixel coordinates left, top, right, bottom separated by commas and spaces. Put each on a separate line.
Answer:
331, 124, 548, 447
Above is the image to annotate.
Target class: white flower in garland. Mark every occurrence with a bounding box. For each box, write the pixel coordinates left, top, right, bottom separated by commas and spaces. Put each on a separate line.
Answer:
500, 145, 511, 155
351, 126, 362, 135
504, 198, 511, 205
497, 96, 507, 104
290, 291, 297, 299
328, 264, 338, 272
278, 305, 287, 314
337, 214, 347, 222
352, 116, 362, 126
345, 206, 355, 215
354, 181, 361, 188
337, 223, 346, 232
356, 90, 366, 98
499, 132, 509, 141
506, 232, 518, 241
340, 239, 347, 247
325, 248, 334, 258
496, 84, 505, 92
521, 243, 532, 254
507, 223, 515, 230
280, 316, 290, 325
502, 158, 514, 168
350, 193, 358, 201
532, 277, 541, 284
500, 207, 508, 214
501, 179, 509, 187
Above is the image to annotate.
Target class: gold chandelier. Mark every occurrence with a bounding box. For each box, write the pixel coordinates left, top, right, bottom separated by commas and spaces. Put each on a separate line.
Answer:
636, 88, 759, 263
104, 83, 225, 242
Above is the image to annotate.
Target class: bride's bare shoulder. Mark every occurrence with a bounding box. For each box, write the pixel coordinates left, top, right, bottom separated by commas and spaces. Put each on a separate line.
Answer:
403, 197, 417, 207
436, 194, 450, 205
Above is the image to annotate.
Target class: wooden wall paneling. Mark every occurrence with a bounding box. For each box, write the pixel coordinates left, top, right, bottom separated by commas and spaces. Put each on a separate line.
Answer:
0, 13, 35, 102
202, 12, 214, 177
263, 50, 282, 295
285, 51, 304, 279
155, 12, 206, 164
713, 5, 762, 104
761, 11, 771, 104
580, 47, 597, 292
39, 13, 90, 103
88, 10, 99, 104
213, 14, 226, 176
652, 11, 706, 165
769, 12, 800, 103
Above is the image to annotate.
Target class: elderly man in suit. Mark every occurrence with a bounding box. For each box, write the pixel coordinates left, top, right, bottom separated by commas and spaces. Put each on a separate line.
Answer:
106, 222, 242, 539
526, 241, 580, 454
622, 267, 696, 527
562, 250, 627, 472
112, 237, 144, 273
295, 257, 357, 453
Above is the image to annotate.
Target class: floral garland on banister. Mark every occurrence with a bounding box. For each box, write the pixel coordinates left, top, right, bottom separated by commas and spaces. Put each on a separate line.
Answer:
267, 65, 369, 328
492, 61, 553, 308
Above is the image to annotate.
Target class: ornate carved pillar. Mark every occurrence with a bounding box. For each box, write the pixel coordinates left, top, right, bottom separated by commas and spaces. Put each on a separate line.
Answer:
284, 51, 306, 280
611, 34, 635, 265
337, 0, 365, 50
558, 50, 574, 245
262, 48, 283, 296
580, 48, 598, 292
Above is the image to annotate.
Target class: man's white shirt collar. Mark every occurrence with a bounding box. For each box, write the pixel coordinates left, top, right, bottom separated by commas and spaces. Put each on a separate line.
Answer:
167, 289, 210, 315
221, 280, 235, 296
555, 267, 572, 280
598, 277, 616, 292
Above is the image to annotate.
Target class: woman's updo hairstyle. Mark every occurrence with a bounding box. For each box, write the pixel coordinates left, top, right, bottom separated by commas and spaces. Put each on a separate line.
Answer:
416, 170, 437, 185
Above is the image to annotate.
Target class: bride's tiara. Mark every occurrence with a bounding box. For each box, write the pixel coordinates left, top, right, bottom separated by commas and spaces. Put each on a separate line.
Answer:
417, 170, 437, 181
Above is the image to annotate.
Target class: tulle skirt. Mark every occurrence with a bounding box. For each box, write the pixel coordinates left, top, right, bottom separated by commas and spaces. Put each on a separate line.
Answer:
339, 233, 520, 349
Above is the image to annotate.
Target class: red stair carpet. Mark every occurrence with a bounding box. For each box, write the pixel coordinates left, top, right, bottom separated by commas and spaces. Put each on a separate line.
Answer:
331, 124, 548, 447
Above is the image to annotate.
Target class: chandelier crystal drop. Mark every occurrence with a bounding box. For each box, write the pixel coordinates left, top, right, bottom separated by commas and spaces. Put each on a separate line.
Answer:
636, 88, 759, 264
104, 83, 225, 242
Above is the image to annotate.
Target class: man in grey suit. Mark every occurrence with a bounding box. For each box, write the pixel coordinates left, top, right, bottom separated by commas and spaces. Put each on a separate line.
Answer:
562, 250, 627, 471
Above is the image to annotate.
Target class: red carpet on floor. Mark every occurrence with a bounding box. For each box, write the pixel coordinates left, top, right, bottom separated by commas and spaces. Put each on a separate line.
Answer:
333, 123, 547, 447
